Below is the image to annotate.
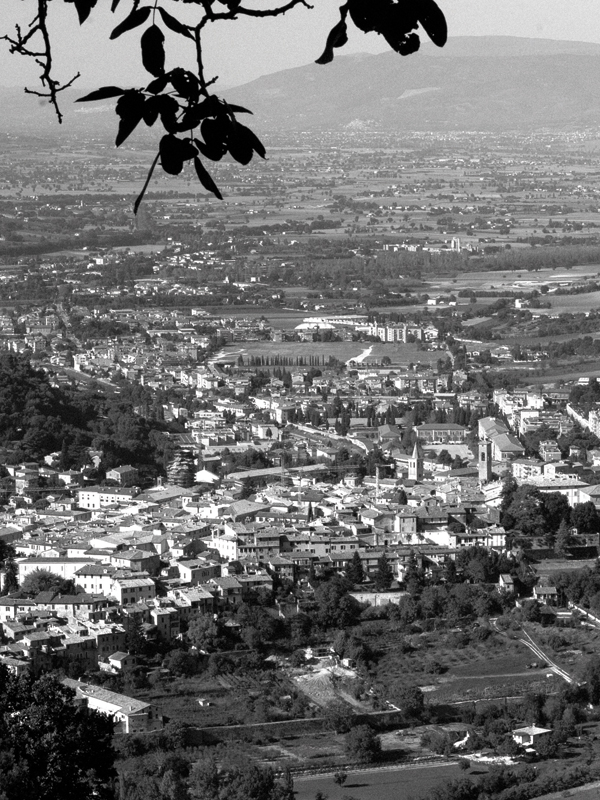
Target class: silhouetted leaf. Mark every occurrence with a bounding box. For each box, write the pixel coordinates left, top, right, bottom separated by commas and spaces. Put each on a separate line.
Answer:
159, 134, 197, 175
146, 75, 170, 95
226, 104, 253, 115
347, 0, 434, 57
194, 157, 223, 200
315, 17, 348, 65
385, 26, 420, 55
157, 95, 180, 132
178, 97, 223, 130
66, 0, 97, 24
111, 0, 122, 11
134, 152, 160, 214
76, 86, 125, 102
236, 123, 266, 159
418, 0, 447, 47
227, 125, 254, 165
200, 118, 230, 160
158, 8, 194, 40
142, 95, 161, 126
141, 24, 165, 77
110, 6, 151, 40
194, 137, 227, 162
115, 90, 146, 146
169, 68, 200, 102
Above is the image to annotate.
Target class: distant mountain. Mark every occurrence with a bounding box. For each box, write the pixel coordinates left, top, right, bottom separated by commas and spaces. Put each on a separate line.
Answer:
4, 36, 600, 137
224, 36, 600, 131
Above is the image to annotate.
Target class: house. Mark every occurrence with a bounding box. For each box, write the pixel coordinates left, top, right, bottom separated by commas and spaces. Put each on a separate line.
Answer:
107, 651, 134, 672
533, 585, 558, 605
110, 576, 157, 605
109, 549, 161, 575
204, 576, 243, 606
176, 558, 221, 585
105, 465, 139, 486
512, 725, 552, 749
498, 574, 515, 593
74, 564, 116, 595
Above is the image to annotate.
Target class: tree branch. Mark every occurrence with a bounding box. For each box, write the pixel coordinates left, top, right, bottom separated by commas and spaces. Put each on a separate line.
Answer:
1, 0, 80, 123
236, 0, 313, 18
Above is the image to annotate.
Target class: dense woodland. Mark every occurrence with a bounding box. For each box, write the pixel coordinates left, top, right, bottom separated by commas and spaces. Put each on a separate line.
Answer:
0, 353, 174, 479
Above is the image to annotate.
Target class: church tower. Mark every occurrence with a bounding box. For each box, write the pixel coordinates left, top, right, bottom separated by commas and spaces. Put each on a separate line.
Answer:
408, 441, 423, 482
478, 441, 493, 484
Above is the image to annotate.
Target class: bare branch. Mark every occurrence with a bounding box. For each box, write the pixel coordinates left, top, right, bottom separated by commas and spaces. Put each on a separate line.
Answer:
1, 0, 80, 123
236, 0, 313, 18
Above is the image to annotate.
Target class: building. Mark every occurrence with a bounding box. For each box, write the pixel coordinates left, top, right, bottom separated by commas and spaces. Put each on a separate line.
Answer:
77, 486, 139, 510
63, 678, 163, 734
512, 726, 552, 749
105, 465, 139, 486
414, 423, 468, 444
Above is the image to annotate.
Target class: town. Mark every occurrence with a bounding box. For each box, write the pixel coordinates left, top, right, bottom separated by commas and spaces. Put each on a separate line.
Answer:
4, 126, 600, 800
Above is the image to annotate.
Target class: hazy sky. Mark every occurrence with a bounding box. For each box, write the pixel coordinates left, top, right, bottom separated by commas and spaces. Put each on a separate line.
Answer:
2, 0, 600, 91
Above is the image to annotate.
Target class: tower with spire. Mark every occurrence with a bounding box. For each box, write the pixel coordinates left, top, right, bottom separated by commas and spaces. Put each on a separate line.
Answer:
408, 441, 423, 482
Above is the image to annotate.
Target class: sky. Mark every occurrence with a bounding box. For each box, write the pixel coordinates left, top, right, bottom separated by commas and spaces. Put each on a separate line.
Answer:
2, 0, 600, 92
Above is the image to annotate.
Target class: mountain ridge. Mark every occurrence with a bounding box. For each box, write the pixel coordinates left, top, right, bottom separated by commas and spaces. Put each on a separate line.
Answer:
223, 36, 600, 131
4, 37, 600, 135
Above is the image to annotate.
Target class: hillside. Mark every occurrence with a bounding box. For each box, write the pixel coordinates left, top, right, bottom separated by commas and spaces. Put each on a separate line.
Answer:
225, 36, 600, 131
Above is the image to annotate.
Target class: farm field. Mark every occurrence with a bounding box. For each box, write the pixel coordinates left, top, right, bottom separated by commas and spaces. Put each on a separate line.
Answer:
293, 762, 464, 800
433, 265, 600, 293
133, 670, 300, 728
371, 627, 564, 706
213, 341, 442, 367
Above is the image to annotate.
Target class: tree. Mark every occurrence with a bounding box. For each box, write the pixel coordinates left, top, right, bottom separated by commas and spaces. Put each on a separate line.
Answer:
2, 558, 19, 595
20, 567, 74, 596
314, 575, 361, 629
374, 553, 394, 591
189, 757, 292, 800
572, 501, 600, 534
0, 670, 116, 800
3, 0, 447, 212
187, 614, 227, 653
389, 684, 425, 720
346, 550, 365, 585
323, 700, 355, 734
124, 617, 149, 657
555, 519, 573, 557
344, 725, 381, 763
333, 770, 347, 787
541, 491, 571, 535
501, 484, 546, 537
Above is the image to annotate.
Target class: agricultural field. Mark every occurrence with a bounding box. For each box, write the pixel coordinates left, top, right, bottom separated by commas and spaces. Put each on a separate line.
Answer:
293, 762, 465, 800
133, 669, 304, 728
434, 265, 600, 294
370, 627, 564, 706
213, 341, 443, 368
